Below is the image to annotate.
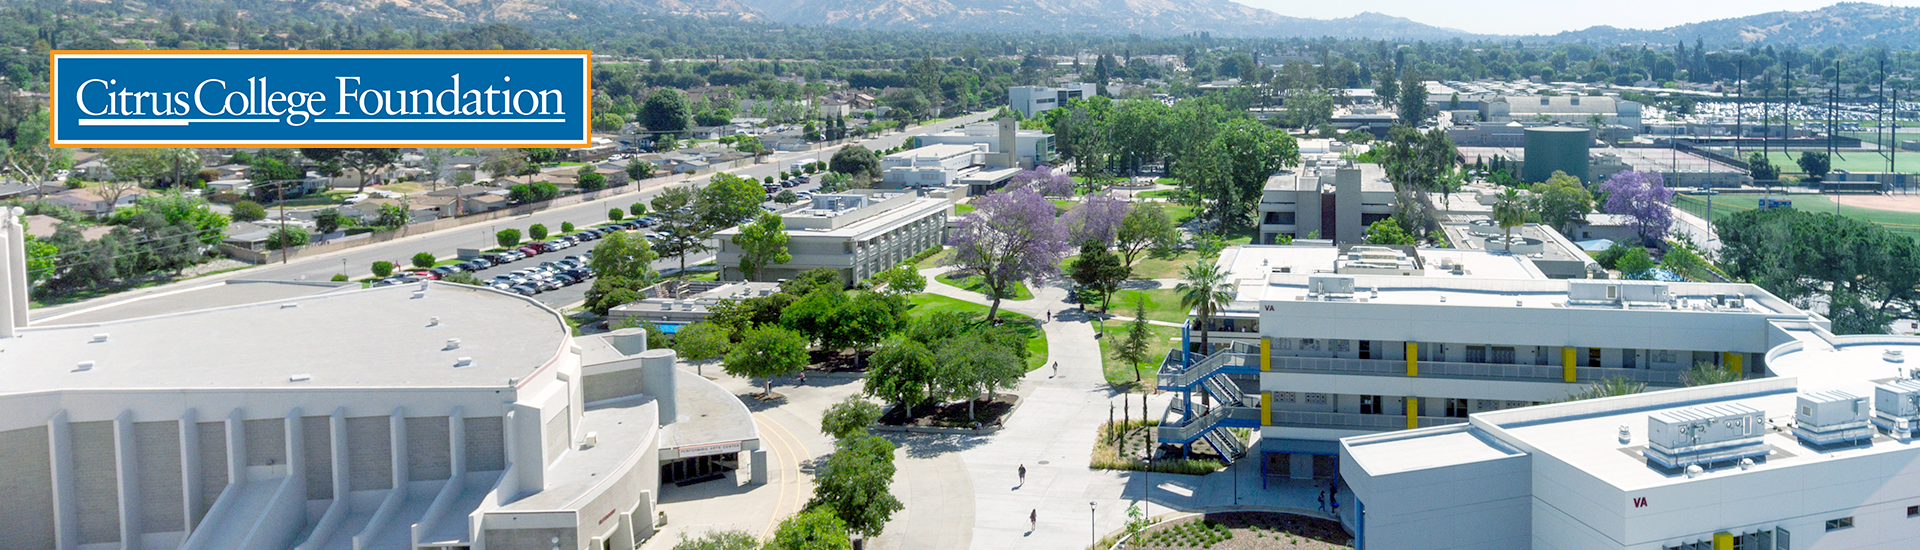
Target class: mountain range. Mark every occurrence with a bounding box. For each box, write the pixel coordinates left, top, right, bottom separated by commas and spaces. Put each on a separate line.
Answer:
308, 0, 1920, 47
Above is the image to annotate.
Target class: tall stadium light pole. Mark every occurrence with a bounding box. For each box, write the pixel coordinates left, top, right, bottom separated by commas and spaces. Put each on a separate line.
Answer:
1736, 59, 1745, 162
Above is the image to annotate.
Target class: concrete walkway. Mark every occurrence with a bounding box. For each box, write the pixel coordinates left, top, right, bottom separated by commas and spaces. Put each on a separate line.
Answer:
916, 267, 1333, 550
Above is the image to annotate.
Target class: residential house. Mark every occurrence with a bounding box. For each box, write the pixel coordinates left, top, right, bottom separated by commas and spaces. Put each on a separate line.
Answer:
45, 187, 147, 215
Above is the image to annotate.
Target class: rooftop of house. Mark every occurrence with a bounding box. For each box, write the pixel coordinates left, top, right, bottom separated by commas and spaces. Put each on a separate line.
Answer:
0, 282, 570, 394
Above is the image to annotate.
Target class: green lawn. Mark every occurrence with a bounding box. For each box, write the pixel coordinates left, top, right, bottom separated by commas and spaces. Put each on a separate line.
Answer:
907, 294, 1048, 371
1107, 288, 1191, 324
953, 203, 975, 216
1098, 322, 1181, 389
937, 271, 1034, 300
1758, 150, 1920, 174
914, 247, 954, 270
1674, 192, 1920, 240
1137, 189, 1186, 200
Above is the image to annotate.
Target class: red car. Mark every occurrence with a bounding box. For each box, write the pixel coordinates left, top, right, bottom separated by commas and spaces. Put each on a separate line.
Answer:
518, 245, 542, 256
416, 270, 441, 280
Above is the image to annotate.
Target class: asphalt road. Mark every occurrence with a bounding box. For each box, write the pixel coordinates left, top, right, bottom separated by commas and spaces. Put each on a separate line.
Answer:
29, 111, 994, 321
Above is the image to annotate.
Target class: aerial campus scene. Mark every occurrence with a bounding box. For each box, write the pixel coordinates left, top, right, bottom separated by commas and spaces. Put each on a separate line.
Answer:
8, 1, 1920, 549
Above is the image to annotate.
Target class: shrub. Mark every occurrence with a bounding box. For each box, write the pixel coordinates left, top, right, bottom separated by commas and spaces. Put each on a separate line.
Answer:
629, 203, 647, 216
265, 226, 309, 250
411, 252, 436, 269
609, 208, 625, 221
331, 273, 349, 282
371, 261, 395, 278
529, 223, 549, 241
561, 221, 575, 232
496, 228, 521, 248
230, 200, 266, 222
764, 175, 775, 184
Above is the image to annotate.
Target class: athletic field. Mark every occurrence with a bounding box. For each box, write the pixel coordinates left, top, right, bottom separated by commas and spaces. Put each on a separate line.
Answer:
1674, 192, 1920, 241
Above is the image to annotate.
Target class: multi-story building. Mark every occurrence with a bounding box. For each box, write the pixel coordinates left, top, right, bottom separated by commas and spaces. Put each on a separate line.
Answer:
1481, 95, 1644, 129
879, 144, 984, 188
1255, 159, 1395, 245
1152, 244, 1824, 486
1008, 84, 1096, 118
1340, 317, 1920, 550
712, 191, 949, 285
911, 119, 1055, 169
0, 209, 762, 550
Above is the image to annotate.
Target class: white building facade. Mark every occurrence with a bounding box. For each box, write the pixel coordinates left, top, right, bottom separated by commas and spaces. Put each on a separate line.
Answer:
0, 209, 760, 550
1007, 84, 1096, 118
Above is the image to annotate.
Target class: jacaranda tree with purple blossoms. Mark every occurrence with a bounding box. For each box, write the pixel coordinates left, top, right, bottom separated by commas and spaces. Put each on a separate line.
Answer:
1063, 193, 1132, 247
1599, 171, 1676, 246
948, 186, 1071, 320
1010, 165, 1076, 198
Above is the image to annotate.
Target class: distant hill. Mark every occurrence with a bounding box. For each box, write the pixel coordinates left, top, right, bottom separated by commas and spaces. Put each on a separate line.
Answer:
736, 0, 1472, 39
1543, 3, 1920, 47
207, 0, 1920, 48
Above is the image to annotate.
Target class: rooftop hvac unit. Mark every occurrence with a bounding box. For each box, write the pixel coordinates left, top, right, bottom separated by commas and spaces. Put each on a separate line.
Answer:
1792, 391, 1872, 449
1874, 380, 1920, 439
1307, 274, 1355, 297
1645, 403, 1769, 470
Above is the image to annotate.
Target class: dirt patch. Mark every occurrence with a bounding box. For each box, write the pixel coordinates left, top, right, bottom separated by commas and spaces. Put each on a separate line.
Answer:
1129, 511, 1351, 550
1832, 193, 1920, 214
880, 394, 1019, 428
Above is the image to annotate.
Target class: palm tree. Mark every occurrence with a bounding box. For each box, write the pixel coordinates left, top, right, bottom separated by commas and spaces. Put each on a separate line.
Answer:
1175, 259, 1236, 359
1492, 187, 1529, 253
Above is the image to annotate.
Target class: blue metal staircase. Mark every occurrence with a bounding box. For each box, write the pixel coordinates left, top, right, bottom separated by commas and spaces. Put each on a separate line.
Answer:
1155, 338, 1261, 462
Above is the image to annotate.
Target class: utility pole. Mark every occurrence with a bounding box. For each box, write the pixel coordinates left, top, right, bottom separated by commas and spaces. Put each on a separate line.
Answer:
1736, 59, 1745, 162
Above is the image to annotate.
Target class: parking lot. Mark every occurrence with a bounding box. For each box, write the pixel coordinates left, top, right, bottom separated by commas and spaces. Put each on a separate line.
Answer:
372, 174, 823, 308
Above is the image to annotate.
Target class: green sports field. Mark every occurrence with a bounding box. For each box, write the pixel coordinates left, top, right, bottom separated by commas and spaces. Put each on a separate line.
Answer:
1674, 192, 1920, 241
1755, 150, 1920, 175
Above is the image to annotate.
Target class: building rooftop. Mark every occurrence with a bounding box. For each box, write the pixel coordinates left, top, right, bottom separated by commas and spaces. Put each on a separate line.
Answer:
1345, 425, 1523, 477
1351, 337, 1920, 492
1262, 160, 1394, 194
2, 282, 570, 393
884, 143, 981, 160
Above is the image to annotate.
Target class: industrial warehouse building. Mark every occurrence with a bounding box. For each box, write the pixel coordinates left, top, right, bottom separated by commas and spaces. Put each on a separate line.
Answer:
0, 208, 760, 550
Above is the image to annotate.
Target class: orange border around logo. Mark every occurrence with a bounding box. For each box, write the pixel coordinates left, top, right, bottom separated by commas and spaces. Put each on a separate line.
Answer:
48, 50, 594, 149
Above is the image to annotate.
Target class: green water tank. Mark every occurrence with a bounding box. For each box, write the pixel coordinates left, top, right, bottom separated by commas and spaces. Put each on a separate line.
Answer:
1523, 126, 1591, 183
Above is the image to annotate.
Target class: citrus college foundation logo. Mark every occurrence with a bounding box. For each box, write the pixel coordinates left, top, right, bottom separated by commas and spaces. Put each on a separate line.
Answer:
50, 50, 591, 147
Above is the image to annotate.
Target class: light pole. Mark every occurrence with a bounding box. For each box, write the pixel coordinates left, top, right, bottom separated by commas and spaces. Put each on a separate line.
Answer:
1089, 501, 1098, 549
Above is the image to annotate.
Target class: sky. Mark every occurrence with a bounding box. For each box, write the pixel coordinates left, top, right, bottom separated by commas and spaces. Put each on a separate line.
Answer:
1231, 0, 1920, 35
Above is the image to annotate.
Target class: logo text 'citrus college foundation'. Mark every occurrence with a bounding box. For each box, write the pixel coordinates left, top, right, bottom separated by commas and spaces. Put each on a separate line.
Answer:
51, 51, 591, 147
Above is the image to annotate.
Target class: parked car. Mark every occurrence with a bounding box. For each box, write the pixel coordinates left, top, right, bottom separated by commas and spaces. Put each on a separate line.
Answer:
518, 246, 541, 256
509, 283, 540, 296
429, 266, 458, 277
538, 279, 562, 291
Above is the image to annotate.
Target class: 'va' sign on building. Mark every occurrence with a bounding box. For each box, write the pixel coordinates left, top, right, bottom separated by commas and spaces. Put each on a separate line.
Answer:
49, 50, 592, 147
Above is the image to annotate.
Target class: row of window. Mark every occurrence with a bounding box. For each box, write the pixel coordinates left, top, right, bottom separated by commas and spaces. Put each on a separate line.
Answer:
1271, 392, 1534, 418
1663, 509, 1920, 550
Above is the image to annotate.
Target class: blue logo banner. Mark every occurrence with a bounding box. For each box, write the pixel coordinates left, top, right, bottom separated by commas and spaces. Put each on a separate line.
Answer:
51, 51, 591, 147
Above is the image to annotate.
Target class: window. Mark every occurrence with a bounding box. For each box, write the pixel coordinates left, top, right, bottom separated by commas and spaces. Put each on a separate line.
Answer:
1274, 339, 1292, 350
1825, 517, 1853, 531
1655, 350, 1677, 363
1588, 348, 1603, 368
1492, 346, 1515, 364
1358, 340, 1372, 360
1276, 392, 1298, 403
1446, 399, 1469, 418
1465, 346, 1488, 364
1623, 350, 1637, 369
1360, 395, 1385, 415
1304, 393, 1329, 405
1909, 505, 1919, 518
1301, 338, 1320, 351
1333, 340, 1350, 352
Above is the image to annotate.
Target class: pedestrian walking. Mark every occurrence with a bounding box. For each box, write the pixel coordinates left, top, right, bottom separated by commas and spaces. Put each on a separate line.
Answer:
1317, 490, 1327, 512
1019, 464, 1027, 486
1030, 509, 1037, 531
1051, 361, 1059, 377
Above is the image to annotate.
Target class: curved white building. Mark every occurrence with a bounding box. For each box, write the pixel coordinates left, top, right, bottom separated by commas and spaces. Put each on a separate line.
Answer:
0, 208, 760, 550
